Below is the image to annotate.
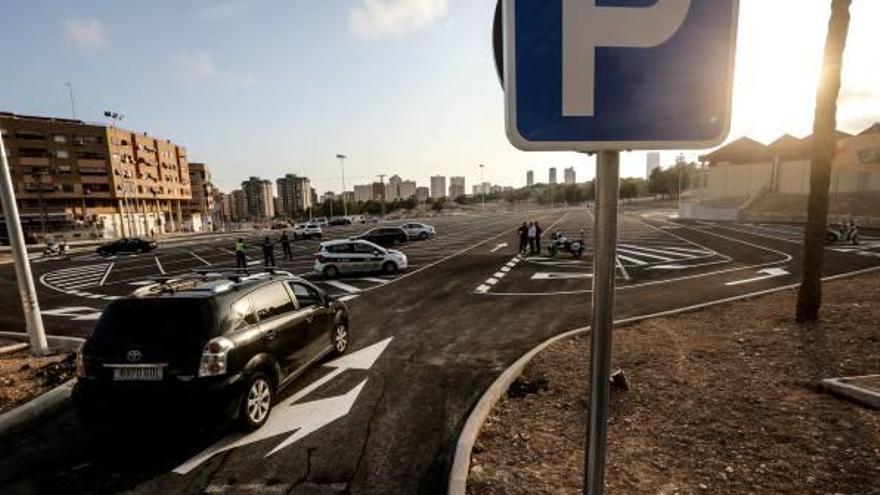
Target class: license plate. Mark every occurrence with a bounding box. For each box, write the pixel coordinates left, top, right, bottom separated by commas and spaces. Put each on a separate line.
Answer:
112, 366, 163, 381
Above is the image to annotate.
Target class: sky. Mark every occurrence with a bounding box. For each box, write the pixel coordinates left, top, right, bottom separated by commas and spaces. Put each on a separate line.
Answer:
1, 0, 879, 195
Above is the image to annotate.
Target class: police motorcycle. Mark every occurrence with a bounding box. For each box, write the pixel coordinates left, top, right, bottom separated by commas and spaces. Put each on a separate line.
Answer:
548, 230, 584, 258
826, 218, 859, 245
43, 239, 70, 257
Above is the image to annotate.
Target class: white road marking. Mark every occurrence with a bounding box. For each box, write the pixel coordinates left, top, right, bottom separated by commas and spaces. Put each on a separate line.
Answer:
615, 256, 631, 281
486, 278, 499, 285
339, 294, 359, 302
500, 266, 511, 273
531, 272, 593, 280
493, 272, 505, 278
325, 280, 362, 294
41, 306, 103, 321
356, 277, 389, 284
174, 339, 392, 474
490, 243, 508, 253
98, 262, 114, 287
475, 284, 491, 293
725, 268, 790, 286
617, 247, 674, 262
189, 250, 212, 266
615, 254, 648, 266
154, 256, 166, 274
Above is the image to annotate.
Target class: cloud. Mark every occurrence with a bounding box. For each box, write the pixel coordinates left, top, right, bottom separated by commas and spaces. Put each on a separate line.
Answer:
171, 51, 218, 82
62, 17, 109, 50
350, 0, 448, 38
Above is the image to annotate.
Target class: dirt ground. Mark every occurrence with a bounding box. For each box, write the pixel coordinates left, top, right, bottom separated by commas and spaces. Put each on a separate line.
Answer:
0, 350, 75, 414
469, 274, 880, 495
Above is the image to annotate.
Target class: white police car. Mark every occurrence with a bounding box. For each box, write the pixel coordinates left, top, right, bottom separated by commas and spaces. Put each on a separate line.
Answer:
400, 222, 435, 240
314, 239, 408, 278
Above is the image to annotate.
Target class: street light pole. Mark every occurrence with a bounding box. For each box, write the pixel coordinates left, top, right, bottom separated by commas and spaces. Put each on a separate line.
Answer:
336, 154, 348, 217
0, 133, 50, 356
479, 164, 485, 212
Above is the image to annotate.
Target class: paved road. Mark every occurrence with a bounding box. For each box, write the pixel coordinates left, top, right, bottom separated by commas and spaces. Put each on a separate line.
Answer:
1, 208, 878, 494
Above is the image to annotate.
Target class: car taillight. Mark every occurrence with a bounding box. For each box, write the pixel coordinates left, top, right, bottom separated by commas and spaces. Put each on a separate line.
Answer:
198, 337, 234, 377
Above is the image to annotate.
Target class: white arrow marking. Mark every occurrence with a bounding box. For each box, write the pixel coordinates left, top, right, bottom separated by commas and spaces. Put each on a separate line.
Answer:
490, 243, 508, 253
531, 272, 593, 280
725, 267, 789, 286
173, 338, 391, 475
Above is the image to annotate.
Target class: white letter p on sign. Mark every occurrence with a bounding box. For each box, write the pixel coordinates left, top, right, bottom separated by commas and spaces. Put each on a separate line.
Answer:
562, 0, 691, 117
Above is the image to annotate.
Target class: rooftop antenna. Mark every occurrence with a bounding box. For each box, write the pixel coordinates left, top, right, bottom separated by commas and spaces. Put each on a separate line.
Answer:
64, 82, 77, 119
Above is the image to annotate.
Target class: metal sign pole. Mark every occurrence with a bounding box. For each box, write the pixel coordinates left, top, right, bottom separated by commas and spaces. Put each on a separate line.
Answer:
0, 134, 50, 356
584, 150, 619, 495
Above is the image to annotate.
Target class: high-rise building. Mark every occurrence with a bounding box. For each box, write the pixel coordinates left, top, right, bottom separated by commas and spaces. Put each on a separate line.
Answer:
449, 176, 466, 199
399, 180, 417, 200
241, 177, 274, 220
0, 112, 192, 239
564, 167, 576, 184
646, 152, 661, 178
230, 189, 245, 222
371, 182, 386, 201
549, 167, 557, 185
183, 162, 215, 232
386, 175, 402, 201
473, 182, 492, 196
353, 184, 372, 202
416, 186, 430, 202
430, 175, 447, 198
526, 170, 534, 186
275, 174, 312, 217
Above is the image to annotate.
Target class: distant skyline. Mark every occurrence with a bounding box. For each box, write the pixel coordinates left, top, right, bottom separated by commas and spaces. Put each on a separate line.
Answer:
1, 1, 879, 194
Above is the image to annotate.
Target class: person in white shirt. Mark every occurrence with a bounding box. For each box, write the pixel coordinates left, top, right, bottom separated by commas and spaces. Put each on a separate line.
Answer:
527, 222, 537, 255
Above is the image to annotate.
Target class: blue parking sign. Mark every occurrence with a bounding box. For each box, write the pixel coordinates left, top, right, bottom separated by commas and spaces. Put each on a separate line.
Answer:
503, 0, 739, 151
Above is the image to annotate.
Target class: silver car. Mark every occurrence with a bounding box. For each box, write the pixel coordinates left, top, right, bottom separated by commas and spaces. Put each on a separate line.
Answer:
314, 239, 408, 278
400, 222, 435, 240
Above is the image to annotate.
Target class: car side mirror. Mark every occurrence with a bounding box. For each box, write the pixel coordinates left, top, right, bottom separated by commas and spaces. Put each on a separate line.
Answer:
324, 294, 333, 307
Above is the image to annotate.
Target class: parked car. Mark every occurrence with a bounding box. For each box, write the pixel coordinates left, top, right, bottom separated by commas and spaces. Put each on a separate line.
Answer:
312, 217, 329, 227
352, 227, 408, 247
328, 217, 352, 226
400, 222, 435, 240
315, 239, 408, 278
73, 271, 350, 431
293, 223, 323, 240
96, 238, 157, 256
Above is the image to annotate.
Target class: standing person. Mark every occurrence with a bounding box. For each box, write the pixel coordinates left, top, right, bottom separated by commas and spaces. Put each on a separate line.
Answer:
535, 222, 543, 254
280, 231, 293, 261
262, 236, 276, 267
527, 222, 537, 255
517, 222, 529, 254
234, 237, 247, 268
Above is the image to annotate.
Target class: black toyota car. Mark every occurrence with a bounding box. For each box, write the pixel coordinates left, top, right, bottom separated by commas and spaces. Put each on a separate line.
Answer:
352, 227, 409, 247
73, 271, 350, 431
96, 237, 158, 255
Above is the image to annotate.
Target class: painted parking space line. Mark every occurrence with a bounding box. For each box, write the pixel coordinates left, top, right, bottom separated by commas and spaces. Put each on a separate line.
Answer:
98, 262, 114, 287
324, 280, 362, 294
531, 272, 593, 280
154, 256, 166, 275
189, 250, 212, 266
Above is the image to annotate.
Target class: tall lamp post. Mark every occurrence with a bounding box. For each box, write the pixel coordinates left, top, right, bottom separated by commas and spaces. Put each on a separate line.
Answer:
336, 154, 348, 217
479, 164, 486, 212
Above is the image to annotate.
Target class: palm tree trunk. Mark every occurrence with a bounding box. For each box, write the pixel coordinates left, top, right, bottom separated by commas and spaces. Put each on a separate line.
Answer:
796, 0, 851, 323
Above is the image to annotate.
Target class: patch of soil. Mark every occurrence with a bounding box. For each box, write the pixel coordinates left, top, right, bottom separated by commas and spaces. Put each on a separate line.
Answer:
0, 351, 75, 414
469, 273, 880, 494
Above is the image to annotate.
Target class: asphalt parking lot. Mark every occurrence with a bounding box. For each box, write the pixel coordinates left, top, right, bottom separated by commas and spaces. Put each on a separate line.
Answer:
1, 207, 879, 494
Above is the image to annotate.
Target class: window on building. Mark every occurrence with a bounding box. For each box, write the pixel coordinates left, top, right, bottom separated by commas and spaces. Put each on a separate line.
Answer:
57, 165, 72, 175
61, 183, 74, 193
55, 150, 69, 159
53, 134, 67, 143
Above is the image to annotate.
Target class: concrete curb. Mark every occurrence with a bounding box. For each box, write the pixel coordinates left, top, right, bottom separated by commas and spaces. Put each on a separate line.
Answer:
0, 342, 29, 355
447, 265, 880, 495
0, 379, 75, 440
820, 375, 880, 409
0, 332, 84, 353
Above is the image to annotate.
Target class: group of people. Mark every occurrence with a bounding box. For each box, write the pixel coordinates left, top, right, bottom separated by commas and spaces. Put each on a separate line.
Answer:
234, 231, 295, 268
517, 221, 544, 256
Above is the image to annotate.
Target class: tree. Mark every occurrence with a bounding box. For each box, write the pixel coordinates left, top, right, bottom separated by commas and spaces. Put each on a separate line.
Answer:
796, 0, 851, 323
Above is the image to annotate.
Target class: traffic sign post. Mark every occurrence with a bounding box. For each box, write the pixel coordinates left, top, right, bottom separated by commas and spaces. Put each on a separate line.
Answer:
499, 1, 739, 493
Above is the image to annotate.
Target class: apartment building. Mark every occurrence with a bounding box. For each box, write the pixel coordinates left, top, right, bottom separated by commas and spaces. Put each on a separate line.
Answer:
549, 167, 557, 185
416, 187, 429, 202
526, 170, 534, 186
430, 175, 447, 198
241, 176, 274, 220
449, 176, 466, 199
183, 162, 214, 232
398, 180, 417, 200
276, 174, 312, 217
386, 175, 402, 201
0, 112, 192, 239
564, 167, 576, 184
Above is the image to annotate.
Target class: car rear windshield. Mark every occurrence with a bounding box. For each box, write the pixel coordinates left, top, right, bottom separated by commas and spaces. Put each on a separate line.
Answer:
88, 298, 218, 350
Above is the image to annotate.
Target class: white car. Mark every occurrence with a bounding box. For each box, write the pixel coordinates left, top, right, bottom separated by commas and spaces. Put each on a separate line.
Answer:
312, 217, 329, 227
400, 222, 435, 240
293, 223, 323, 240
315, 239, 408, 278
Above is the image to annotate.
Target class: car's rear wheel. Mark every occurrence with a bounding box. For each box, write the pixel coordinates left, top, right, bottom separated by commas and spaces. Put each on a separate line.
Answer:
332, 319, 349, 355
382, 261, 398, 274
323, 265, 340, 278
239, 372, 273, 431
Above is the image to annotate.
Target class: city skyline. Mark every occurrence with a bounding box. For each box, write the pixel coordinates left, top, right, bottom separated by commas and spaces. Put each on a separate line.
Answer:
2, 1, 879, 194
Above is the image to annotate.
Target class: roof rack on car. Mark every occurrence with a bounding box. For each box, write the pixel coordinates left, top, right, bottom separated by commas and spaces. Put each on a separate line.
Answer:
189, 267, 294, 284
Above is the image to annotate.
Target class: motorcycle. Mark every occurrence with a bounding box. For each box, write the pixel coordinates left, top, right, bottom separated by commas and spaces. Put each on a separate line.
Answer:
548, 230, 584, 258
43, 241, 70, 257
826, 219, 859, 245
